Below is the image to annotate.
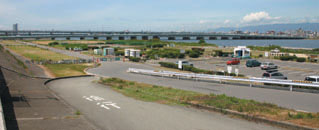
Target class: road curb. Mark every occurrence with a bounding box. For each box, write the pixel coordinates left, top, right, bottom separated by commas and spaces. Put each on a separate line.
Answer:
191, 104, 317, 130
44, 75, 94, 85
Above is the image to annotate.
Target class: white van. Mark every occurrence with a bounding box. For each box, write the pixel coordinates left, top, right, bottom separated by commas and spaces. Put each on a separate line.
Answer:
305, 76, 319, 83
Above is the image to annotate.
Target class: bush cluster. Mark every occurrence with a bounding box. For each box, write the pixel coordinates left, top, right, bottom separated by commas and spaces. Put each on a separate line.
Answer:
279, 55, 297, 61
159, 62, 244, 77
146, 49, 185, 59
129, 57, 141, 62
48, 42, 59, 46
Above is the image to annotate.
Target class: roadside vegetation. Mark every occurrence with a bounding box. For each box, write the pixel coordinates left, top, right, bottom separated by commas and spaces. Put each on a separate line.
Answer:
44, 64, 92, 77
99, 77, 319, 128
159, 62, 244, 77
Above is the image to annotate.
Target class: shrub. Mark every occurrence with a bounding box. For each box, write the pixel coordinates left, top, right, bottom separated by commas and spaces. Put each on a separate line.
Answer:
189, 51, 200, 58
279, 55, 297, 61
159, 62, 178, 69
296, 57, 306, 62
129, 57, 141, 62
48, 42, 59, 46
198, 39, 206, 44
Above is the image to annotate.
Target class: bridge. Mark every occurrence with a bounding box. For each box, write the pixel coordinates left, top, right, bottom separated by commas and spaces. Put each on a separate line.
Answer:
0, 30, 305, 40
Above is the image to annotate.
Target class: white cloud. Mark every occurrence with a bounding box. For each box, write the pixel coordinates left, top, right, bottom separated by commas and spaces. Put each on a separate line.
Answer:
199, 20, 210, 24
224, 19, 230, 24
242, 11, 280, 23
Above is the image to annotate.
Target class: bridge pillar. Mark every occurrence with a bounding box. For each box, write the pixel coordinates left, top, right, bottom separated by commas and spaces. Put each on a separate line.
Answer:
228, 37, 233, 40
124, 36, 130, 40
70, 37, 80, 40
142, 36, 149, 40
204, 37, 209, 40
190, 36, 197, 40
112, 36, 119, 40
137, 36, 142, 40
148, 36, 154, 40
160, 36, 168, 40
98, 37, 107, 40
216, 37, 222, 40
175, 36, 183, 40
85, 37, 94, 40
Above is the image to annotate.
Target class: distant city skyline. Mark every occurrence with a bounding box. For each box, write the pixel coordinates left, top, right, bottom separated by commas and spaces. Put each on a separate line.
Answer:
0, 0, 318, 31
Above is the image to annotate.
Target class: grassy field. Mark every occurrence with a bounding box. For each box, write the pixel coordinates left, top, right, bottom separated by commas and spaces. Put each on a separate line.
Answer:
0, 40, 24, 45
99, 77, 319, 128
44, 63, 93, 77
28, 40, 103, 45
7, 45, 77, 61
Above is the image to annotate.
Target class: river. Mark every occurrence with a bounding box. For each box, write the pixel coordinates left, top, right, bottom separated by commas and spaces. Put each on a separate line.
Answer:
169, 40, 319, 49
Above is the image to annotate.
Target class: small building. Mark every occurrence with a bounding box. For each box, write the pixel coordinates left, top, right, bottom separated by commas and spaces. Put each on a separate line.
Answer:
270, 48, 288, 57
125, 49, 140, 58
93, 49, 103, 55
234, 46, 250, 58
103, 48, 114, 56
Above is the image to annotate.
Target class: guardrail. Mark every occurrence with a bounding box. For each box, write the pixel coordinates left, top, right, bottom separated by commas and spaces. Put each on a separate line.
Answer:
127, 68, 319, 91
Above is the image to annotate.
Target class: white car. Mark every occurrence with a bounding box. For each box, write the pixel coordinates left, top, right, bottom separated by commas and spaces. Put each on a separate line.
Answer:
261, 62, 278, 70
305, 76, 319, 83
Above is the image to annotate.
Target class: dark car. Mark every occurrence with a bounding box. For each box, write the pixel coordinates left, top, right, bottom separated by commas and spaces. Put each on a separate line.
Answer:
246, 59, 261, 67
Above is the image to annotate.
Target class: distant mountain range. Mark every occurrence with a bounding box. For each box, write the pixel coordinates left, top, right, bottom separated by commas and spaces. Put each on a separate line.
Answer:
211, 23, 319, 33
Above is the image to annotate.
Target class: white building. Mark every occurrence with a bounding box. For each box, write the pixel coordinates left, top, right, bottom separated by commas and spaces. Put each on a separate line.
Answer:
234, 46, 251, 58
125, 49, 140, 58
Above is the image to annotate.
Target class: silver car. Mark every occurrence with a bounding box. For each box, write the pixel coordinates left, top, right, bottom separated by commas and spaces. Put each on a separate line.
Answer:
261, 62, 278, 70
262, 72, 287, 80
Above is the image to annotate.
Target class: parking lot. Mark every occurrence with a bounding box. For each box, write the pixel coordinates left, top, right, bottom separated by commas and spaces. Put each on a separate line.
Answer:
157, 57, 319, 81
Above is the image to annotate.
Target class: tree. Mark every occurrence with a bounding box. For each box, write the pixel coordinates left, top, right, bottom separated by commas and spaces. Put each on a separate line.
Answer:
198, 39, 206, 44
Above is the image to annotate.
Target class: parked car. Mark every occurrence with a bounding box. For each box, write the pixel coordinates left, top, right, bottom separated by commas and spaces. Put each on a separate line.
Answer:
262, 71, 287, 80
260, 62, 278, 70
246, 59, 261, 67
305, 76, 319, 83
226, 58, 240, 65
175, 60, 193, 66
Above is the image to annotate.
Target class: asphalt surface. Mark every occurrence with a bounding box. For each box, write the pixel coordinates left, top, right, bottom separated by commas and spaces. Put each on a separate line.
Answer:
88, 61, 319, 112
47, 77, 280, 130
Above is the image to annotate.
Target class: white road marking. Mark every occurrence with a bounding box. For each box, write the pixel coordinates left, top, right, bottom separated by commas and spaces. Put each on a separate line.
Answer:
82, 95, 120, 110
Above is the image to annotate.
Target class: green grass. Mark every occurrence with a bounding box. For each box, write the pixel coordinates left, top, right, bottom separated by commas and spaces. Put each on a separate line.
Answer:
99, 77, 319, 128
7, 45, 77, 61
44, 64, 92, 77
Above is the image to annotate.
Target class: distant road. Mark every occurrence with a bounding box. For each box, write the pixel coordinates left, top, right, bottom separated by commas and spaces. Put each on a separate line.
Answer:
88, 62, 319, 113
20, 41, 93, 60
47, 77, 279, 130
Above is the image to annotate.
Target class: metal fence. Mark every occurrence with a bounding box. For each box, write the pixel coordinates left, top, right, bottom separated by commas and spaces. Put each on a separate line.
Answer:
127, 68, 319, 91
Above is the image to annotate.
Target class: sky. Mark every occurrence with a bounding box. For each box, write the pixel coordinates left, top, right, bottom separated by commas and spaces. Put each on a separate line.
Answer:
0, 0, 318, 31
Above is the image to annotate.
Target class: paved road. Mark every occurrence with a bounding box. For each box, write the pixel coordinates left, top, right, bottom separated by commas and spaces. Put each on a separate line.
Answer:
20, 41, 93, 60
47, 77, 279, 130
88, 61, 319, 112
